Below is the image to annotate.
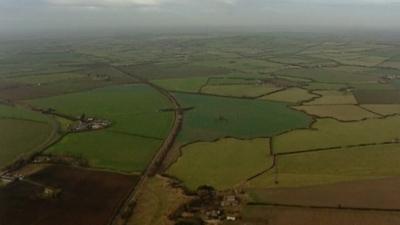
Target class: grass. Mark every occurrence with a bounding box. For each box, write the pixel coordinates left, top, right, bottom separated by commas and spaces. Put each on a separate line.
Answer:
201, 84, 281, 98
168, 138, 273, 190
152, 77, 208, 93
46, 130, 162, 172
29, 84, 174, 139
29, 84, 174, 172
260, 88, 317, 104
361, 104, 400, 116
274, 117, 400, 154
0, 119, 53, 169
295, 105, 378, 121
305, 90, 357, 105
304, 82, 348, 90
128, 176, 190, 225
250, 143, 400, 188
0, 105, 55, 169
174, 93, 312, 143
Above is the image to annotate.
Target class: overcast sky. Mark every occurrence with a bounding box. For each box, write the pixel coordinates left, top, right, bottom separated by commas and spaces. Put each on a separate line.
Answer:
1, 0, 400, 34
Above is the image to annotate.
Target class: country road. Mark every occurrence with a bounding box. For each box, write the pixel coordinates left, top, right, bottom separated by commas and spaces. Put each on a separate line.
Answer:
109, 65, 183, 225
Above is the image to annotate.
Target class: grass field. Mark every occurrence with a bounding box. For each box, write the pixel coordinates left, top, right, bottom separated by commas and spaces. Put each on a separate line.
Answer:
174, 93, 312, 143
29, 84, 174, 172
168, 138, 272, 190
260, 88, 317, 104
0, 105, 55, 169
361, 104, 400, 116
274, 117, 400, 153
152, 77, 208, 93
0, 119, 54, 169
294, 105, 378, 121
250, 143, 400, 188
305, 90, 358, 105
201, 83, 281, 98
46, 130, 162, 172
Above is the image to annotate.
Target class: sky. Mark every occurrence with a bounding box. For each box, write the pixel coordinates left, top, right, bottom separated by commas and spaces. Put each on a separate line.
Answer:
1, 0, 400, 34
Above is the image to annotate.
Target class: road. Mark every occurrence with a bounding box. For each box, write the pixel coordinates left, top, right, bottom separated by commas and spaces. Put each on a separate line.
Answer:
109, 65, 183, 225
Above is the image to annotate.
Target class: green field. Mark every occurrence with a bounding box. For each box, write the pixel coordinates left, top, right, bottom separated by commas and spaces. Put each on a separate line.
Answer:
361, 104, 400, 116
46, 130, 162, 172
295, 105, 377, 121
260, 88, 317, 104
274, 117, 400, 153
174, 93, 312, 143
250, 143, 400, 188
168, 138, 272, 190
0, 105, 55, 169
201, 83, 281, 98
152, 77, 208, 93
305, 90, 357, 105
29, 84, 174, 172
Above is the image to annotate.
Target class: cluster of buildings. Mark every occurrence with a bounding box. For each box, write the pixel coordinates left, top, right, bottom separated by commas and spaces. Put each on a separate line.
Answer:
70, 116, 112, 132
172, 186, 242, 224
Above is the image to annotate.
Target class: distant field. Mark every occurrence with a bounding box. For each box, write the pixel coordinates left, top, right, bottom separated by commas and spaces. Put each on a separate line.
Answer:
295, 105, 377, 121
123, 63, 231, 80
0, 105, 55, 169
152, 77, 208, 92
361, 104, 400, 116
277, 66, 380, 83
168, 138, 272, 190
304, 82, 349, 90
260, 88, 317, 104
354, 90, 400, 104
201, 83, 281, 98
30, 84, 174, 172
305, 90, 357, 105
274, 117, 400, 153
174, 93, 311, 143
250, 143, 400, 188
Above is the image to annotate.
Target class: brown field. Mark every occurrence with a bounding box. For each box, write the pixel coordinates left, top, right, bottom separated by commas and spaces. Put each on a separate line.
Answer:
0, 165, 138, 225
354, 90, 400, 104
248, 177, 400, 209
361, 104, 400, 116
237, 205, 400, 225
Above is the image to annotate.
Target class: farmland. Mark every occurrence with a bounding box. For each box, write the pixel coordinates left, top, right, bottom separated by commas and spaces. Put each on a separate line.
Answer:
274, 117, 400, 153
0, 165, 138, 225
0, 105, 56, 169
29, 84, 174, 172
168, 138, 273, 190
2, 32, 400, 225
174, 92, 312, 143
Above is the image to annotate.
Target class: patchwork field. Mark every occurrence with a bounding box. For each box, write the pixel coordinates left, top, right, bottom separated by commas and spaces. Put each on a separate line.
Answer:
0, 165, 139, 225
294, 105, 378, 121
305, 90, 358, 105
201, 83, 281, 98
354, 90, 400, 104
260, 88, 317, 104
29, 84, 174, 172
168, 138, 272, 190
250, 143, 400, 188
274, 117, 400, 153
174, 93, 312, 143
361, 104, 400, 116
152, 77, 208, 93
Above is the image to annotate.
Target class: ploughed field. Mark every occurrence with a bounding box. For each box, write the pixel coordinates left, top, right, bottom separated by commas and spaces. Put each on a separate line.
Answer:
0, 165, 139, 225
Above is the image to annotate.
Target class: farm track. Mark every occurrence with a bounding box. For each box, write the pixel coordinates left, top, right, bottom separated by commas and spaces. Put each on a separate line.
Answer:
109, 65, 183, 225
